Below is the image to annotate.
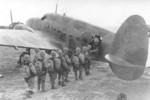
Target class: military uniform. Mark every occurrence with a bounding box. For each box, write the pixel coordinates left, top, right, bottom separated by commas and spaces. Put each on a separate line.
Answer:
18, 48, 30, 68
57, 50, 67, 87
83, 46, 91, 75
20, 54, 36, 97
47, 51, 58, 89
89, 35, 102, 59
35, 51, 47, 92
72, 47, 83, 80
63, 47, 72, 82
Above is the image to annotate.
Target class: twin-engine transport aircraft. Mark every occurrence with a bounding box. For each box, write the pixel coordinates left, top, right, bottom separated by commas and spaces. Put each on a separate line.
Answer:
0, 13, 148, 81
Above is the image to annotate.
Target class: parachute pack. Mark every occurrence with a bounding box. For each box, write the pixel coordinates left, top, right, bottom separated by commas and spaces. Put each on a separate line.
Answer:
61, 57, 67, 70
65, 55, 72, 65
21, 63, 36, 79
72, 55, 80, 67
79, 53, 85, 64
53, 58, 61, 71
47, 59, 54, 72
21, 65, 30, 79
34, 60, 42, 75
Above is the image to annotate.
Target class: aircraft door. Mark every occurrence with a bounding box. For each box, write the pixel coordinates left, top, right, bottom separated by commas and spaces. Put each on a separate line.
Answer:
81, 31, 93, 46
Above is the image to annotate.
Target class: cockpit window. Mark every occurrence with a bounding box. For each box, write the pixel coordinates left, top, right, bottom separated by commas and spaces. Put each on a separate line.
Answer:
59, 33, 67, 42
41, 16, 47, 20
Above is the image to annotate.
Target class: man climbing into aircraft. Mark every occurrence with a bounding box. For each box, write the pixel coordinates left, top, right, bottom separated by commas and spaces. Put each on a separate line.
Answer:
89, 35, 102, 59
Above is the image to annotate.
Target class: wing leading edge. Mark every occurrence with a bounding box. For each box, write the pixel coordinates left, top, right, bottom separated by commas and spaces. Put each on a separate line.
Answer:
0, 29, 57, 50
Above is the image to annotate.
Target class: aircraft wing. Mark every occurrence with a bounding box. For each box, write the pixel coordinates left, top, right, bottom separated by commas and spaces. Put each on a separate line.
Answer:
0, 29, 58, 50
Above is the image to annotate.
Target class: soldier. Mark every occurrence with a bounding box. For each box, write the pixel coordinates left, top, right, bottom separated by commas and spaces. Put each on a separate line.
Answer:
18, 48, 31, 68
89, 35, 102, 59
57, 50, 67, 87
83, 46, 91, 75
47, 51, 58, 89
72, 47, 83, 80
36, 51, 47, 92
20, 54, 36, 97
63, 47, 72, 82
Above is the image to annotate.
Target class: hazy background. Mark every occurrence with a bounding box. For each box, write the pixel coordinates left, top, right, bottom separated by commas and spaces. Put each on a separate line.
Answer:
0, 0, 150, 32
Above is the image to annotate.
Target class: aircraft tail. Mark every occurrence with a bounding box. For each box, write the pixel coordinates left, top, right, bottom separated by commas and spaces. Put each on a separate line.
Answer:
105, 15, 149, 80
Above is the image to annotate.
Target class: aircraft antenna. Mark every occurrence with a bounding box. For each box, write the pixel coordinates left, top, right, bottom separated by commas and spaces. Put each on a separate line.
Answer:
55, 0, 59, 14
10, 10, 13, 24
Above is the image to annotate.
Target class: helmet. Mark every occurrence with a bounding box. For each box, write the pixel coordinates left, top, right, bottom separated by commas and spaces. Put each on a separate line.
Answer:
87, 45, 92, 50
51, 51, 57, 58
24, 54, 30, 63
83, 46, 87, 52
57, 50, 63, 55
35, 48, 40, 53
24, 54, 30, 61
63, 47, 68, 52
76, 47, 81, 52
40, 51, 45, 58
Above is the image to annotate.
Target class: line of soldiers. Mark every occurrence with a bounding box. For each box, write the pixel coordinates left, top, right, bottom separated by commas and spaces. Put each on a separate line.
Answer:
18, 45, 91, 97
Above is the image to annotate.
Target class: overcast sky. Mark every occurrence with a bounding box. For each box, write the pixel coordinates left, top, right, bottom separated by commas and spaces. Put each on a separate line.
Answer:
0, 0, 150, 32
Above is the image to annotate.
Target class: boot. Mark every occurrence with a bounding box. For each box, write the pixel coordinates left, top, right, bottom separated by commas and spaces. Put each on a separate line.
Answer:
75, 72, 78, 80
65, 74, 70, 82
41, 82, 45, 92
37, 83, 40, 91
58, 81, 61, 85
51, 84, 57, 89
61, 81, 66, 87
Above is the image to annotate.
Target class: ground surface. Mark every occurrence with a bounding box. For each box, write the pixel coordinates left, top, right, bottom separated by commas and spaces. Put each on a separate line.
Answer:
0, 47, 150, 100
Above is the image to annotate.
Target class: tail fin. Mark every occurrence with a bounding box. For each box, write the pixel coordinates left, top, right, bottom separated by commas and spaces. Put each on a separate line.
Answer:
105, 15, 148, 80
55, 0, 58, 14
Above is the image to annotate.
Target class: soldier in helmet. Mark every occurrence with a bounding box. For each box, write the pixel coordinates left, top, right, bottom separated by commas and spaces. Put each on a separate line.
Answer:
57, 50, 67, 87
36, 51, 47, 92
72, 47, 83, 80
47, 51, 58, 89
20, 54, 36, 97
18, 48, 31, 68
63, 47, 72, 82
89, 35, 102, 59
82, 46, 91, 75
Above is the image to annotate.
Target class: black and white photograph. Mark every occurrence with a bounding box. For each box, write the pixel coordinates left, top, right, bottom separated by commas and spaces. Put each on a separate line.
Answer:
0, 0, 149, 100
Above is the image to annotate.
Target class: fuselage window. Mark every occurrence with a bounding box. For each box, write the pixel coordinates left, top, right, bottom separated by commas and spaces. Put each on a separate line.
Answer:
59, 33, 67, 42
41, 16, 47, 20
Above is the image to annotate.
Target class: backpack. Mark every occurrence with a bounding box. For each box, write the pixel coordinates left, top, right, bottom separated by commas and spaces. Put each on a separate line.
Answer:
79, 53, 85, 64
34, 60, 42, 75
53, 58, 61, 71
72, 55, 80, 67
65, 55, 71, 65
29, 63, 36, 77
61, 57, 67, 70
20, 65, 30, 79
47, 59, 54, 72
